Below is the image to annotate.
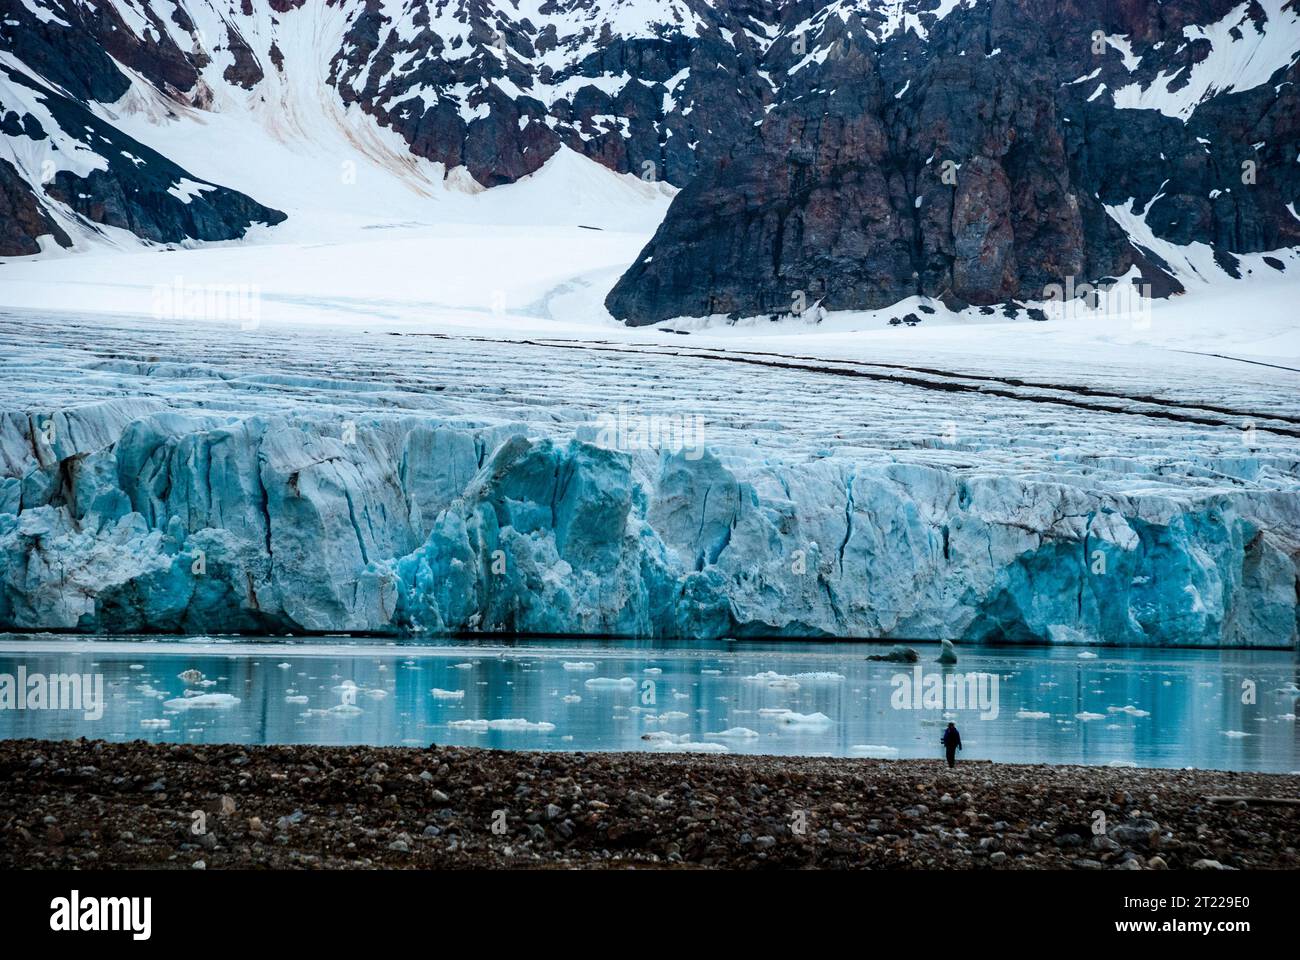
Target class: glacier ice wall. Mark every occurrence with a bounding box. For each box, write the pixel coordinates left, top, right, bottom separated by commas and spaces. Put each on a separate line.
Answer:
3, 399, 1297, 647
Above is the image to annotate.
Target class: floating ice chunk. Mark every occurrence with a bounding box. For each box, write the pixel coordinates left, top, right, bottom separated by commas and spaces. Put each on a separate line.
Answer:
164, 693, 240, 710
849, 744, 899, 757
327, 703, 363, 717
363, 689, 388, 700
140, 718, 171, 729
562, 662, 596, 671
1074, 712, 1105, 721
744, 670, 844, 684
641, 731, 687, 743
769, 710, 832, 726
1222, 730, 1251, 738
656, 710, 689, 721
562, 694, 582, 704
285, 695, 309, 704
643, 667, 662, 675
650, 740, 728, 753
1016, 710, 1051, 720
276, 662, 292, 669
135, 684, 165, 698
178, 669, 205, 684
431, 688, 465, 700
936, 640, 958, 665
129, 664, 144, 671
700, 669, 723, 676
452, 662, 473, 670
1107, 705, 1150, 717
706, 727, 759, 739
1077, 652, 1099, 659
449, 718, 556, 732
584, 676, 636, 689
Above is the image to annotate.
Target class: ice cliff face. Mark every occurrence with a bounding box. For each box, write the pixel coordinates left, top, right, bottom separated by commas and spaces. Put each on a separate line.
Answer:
3, 347, 1297, 647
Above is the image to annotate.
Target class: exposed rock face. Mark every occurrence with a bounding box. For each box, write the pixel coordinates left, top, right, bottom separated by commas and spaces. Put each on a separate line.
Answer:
606, 0, 1300, 323
325, 0, 779, 187
0, 156, 69, 256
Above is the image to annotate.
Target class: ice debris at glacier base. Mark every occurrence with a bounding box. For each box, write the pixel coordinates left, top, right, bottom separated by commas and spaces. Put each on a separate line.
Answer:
1, 396, 1298, 647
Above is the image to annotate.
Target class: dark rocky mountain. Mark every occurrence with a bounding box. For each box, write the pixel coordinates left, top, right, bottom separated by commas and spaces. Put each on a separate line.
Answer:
0, 1, 287, 255
607, 0, 1300, 322
1, 0, 1297, 321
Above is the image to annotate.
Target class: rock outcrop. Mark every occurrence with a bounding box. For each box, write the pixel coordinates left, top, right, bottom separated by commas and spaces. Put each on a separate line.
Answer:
607, 0, 1300, 323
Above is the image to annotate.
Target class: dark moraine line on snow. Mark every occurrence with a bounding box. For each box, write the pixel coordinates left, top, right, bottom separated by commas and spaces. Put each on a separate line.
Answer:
1170, 350, 1300, 375
615, 345, 1300, 428
400, 333, 1300, 438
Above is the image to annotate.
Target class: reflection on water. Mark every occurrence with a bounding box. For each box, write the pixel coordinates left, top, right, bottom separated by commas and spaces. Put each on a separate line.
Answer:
1, 636, 1296, 773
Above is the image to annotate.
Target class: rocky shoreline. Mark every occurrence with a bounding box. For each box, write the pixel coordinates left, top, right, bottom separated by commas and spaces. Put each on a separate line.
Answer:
2, 739, 1296, 870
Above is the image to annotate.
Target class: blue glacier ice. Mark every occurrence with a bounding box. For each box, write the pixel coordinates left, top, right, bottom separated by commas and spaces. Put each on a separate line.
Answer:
2, 396, 1297, 647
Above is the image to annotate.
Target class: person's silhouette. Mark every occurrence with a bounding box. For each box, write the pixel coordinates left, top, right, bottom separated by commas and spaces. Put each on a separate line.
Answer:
941, 722, 962, 768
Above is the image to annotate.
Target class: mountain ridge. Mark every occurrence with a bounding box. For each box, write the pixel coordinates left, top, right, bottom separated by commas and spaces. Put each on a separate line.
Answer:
1, 0, 1298, 324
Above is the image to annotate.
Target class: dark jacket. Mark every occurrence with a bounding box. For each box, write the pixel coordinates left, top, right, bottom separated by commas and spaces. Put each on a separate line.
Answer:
941, 726, 962, 750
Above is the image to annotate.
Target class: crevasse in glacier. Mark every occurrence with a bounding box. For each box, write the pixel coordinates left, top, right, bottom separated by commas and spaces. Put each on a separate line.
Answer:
3, 395, 1297, 647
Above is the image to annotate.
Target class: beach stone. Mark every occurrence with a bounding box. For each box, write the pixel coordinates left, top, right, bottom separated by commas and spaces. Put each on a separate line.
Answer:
1110, 819, 1160, 848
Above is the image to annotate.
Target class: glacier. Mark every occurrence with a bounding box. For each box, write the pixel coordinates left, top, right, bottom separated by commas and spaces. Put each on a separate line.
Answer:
2, 313, 1297, 648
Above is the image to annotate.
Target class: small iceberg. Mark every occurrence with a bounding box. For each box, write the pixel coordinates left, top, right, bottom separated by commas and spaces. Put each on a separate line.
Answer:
584, 676, 636, 689
562, 662, 596, 671
1107, 705, 1150, 717
641, 731, 688, 743
849, 744, 899, 757
1074, 711, 1105, 721
140, 718, 171, 729
650, 740, 729, 753
706, 727, 759, 739
768, 710, 833, 727
449, 718, 556, 732
935, 640, 958, 665
1016, 710, 1051, 720
431, 688, 465, 700
164, 693, 240, 710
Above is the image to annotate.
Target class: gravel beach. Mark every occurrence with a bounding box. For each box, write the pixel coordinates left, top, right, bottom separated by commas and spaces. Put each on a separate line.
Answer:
2, 739, 1297, 870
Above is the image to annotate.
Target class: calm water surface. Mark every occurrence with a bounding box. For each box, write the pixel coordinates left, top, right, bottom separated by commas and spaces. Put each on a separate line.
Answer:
1, 635, 1296, 773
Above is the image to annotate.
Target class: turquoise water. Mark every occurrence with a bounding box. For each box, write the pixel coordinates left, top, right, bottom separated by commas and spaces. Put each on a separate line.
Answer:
0, 636, 1296, 773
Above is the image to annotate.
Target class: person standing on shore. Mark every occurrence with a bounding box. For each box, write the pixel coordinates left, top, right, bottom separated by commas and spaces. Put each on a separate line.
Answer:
941, 722, 962, 768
